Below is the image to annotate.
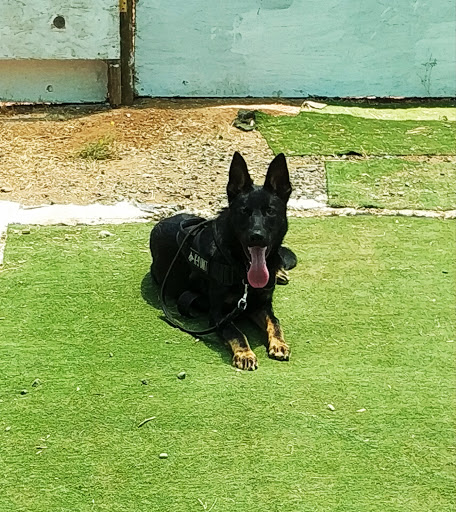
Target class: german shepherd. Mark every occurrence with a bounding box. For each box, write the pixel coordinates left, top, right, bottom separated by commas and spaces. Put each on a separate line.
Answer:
150, 152, 296, 370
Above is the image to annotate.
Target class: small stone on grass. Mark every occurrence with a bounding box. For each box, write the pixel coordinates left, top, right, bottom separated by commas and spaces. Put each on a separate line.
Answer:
98, 230, 114, 238
177, 372, 186, 380
327, 404, 335, 411
159, 453, 168, 459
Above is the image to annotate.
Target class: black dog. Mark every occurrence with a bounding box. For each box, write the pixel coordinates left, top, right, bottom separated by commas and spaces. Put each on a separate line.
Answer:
149, 152, 296, 370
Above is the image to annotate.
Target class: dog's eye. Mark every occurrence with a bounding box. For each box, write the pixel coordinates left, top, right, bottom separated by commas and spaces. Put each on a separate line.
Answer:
265, 207, 275, 216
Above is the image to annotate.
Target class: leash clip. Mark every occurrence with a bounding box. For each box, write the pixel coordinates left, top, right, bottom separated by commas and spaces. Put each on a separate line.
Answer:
237, 281, 248, 311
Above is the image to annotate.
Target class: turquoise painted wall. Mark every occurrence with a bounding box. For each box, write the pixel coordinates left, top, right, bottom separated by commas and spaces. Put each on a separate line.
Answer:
0, 0, 119, 59
135, 0, 456, 97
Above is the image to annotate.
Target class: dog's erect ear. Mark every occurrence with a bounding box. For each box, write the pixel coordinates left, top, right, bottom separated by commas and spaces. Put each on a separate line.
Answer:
264, 153, 292, 203
227, 152, 253, 202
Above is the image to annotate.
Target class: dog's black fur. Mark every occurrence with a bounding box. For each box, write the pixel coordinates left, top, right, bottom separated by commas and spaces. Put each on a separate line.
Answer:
149, 152, 296, 370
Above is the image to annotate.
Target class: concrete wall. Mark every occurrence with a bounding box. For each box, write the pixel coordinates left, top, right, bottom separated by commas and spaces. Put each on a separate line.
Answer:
1, 0, 454, 102
0, 0, 118, 103
0, 61, 108, 103
135, 0, 456, 97
0, 0, 119, 59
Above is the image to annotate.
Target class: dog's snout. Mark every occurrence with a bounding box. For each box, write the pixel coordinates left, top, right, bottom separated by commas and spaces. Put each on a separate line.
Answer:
248, 215, 267, 245
249, 230, 266, 245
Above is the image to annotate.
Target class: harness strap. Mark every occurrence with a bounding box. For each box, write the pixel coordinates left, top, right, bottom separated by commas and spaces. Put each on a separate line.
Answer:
210, 261, 234, 287
178, 218, 237, 286
212, 221, 242, 269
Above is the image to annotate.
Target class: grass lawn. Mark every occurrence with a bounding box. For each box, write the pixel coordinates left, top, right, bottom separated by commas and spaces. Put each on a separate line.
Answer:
255, 111, 456, 156
1, 218, 455, 511
326, 159, 456, 210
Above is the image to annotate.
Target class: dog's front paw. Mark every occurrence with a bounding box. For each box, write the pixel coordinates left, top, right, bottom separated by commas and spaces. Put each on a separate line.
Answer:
268, 340, 290, 361
232, 349, 258, 371
276, 267, 290, 285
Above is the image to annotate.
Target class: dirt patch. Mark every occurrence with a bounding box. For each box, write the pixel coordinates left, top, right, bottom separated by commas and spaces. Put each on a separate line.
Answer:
0, 99, 326, 211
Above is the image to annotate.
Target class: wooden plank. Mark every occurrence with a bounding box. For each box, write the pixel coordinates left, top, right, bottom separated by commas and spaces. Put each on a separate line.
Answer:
107, 61, 122, 107
120, 0, 135, 105
0, 0, 119, 60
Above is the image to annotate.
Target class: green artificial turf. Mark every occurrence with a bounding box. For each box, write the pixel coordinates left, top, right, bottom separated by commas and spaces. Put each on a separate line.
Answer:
1, 219, 455, 511
255, 111, 456, 156
326, 159, 456, 210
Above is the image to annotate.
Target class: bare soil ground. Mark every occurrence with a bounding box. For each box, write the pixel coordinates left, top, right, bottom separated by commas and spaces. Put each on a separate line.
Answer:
0, 99, 326, 211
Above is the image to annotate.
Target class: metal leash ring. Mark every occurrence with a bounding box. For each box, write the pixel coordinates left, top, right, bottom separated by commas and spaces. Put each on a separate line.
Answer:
237, 281, 249, 312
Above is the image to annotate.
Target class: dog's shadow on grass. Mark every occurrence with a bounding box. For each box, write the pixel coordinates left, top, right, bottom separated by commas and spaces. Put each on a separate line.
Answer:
140, 271, 163, 311
140, 272, 267, 367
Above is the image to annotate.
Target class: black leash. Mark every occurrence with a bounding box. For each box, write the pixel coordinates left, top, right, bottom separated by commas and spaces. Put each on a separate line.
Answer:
159, 219, 248, 336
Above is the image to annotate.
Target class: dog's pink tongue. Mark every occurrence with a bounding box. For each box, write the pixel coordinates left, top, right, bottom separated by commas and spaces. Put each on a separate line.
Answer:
247, 247, 269, 288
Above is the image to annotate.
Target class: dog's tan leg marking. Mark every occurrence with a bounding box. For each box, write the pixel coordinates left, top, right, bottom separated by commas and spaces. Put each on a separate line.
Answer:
276, 267, 289, 285
251, 311, 290, 361
225, 325, 258, 371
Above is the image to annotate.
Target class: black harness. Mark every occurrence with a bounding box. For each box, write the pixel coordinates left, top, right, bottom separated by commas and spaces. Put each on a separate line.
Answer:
176, 218, 239, 287
159, 218, 249, 336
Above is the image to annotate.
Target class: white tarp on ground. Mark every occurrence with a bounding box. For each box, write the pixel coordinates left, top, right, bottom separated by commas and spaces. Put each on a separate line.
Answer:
0, 201, 154, 265
12, 202, 153, 226
0, 201, 20, 265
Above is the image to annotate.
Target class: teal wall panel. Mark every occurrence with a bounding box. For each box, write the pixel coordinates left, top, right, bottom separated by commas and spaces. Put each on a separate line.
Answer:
0, 61, 108, 103
135, 0, 456, 97
0, 0, 119, 60
0, 1, 118, 103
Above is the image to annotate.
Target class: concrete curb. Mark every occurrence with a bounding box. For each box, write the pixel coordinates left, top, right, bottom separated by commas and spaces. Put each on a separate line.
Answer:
288, 205, 456, 219
1, 200, 455, 266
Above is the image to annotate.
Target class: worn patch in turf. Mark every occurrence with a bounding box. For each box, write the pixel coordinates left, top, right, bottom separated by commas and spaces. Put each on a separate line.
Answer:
326, 159, 456, 210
